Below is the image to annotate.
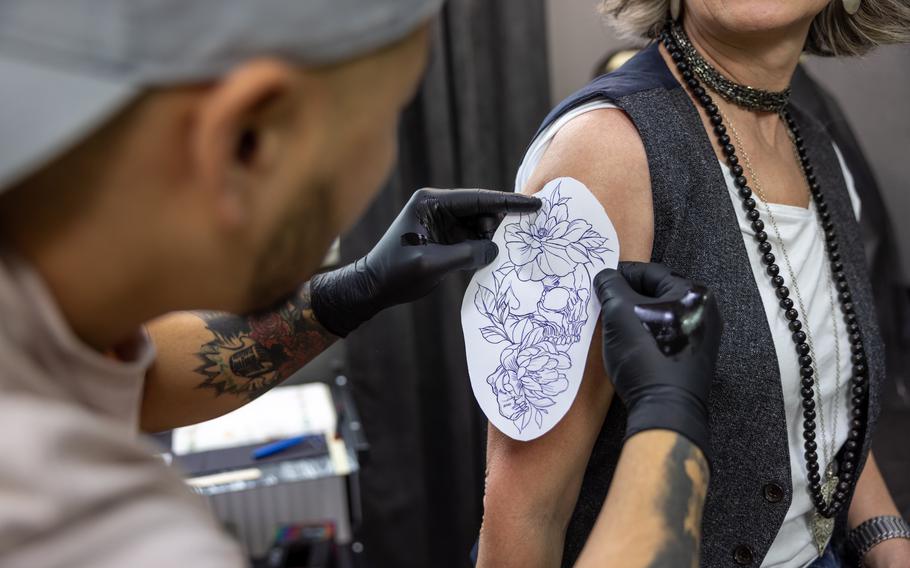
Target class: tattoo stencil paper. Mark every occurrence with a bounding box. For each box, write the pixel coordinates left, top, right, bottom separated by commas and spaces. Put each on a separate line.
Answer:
461, 177, 619, 441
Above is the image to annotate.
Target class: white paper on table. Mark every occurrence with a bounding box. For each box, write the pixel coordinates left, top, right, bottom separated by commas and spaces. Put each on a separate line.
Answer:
171, 383, 336, 455
461, 177, 619, 441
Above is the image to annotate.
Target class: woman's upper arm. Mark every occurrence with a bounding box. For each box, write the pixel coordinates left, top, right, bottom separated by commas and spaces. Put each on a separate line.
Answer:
524, 108, 654, 261
482, 107, 654, 538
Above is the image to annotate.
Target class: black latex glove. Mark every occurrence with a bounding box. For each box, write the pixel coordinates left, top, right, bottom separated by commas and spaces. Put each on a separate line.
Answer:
593, 262, 723, 460
311, 188, 541, 337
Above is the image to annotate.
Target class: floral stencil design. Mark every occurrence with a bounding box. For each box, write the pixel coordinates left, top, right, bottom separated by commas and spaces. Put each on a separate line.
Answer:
505, 193, 608, 281
475, 182, 612, 432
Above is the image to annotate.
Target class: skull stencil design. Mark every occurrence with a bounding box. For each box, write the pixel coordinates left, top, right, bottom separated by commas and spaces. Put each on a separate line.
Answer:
473, 182, 613, 432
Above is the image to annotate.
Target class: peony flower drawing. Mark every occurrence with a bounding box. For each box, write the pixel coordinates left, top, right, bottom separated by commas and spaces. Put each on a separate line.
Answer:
474, 182, 613, 432
505, 186, 610, 282
487, 329, 571, 430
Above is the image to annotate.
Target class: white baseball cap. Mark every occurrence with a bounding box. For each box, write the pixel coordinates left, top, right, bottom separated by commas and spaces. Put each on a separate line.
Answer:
0, 0, 443, 191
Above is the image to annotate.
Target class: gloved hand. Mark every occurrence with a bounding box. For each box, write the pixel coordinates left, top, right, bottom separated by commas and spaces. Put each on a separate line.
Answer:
593, 262, 723, 460
311, 188, 541, 337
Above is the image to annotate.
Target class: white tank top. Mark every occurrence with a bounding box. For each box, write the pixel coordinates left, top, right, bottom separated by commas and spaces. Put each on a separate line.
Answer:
516, 99, 862, 568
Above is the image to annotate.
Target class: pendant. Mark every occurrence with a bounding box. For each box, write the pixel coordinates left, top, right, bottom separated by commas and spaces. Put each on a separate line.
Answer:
811, 464, 838, 555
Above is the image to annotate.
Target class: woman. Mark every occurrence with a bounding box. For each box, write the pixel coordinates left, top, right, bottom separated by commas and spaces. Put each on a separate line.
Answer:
478, 1, 910, 567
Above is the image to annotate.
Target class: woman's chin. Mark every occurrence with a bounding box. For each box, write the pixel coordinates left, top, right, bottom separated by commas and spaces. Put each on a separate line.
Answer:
693, 0, 826, 37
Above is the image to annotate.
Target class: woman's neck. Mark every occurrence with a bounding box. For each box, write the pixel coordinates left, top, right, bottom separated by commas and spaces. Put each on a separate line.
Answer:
682, 16, 810, 93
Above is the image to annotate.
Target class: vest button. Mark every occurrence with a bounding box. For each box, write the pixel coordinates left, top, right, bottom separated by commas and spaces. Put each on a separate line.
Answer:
763, 482, 785, 503
733, 544, 755, 565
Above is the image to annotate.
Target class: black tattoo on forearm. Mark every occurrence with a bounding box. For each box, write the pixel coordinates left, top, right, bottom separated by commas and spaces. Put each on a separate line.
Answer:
649, 436, 710, 568
193, 283, 337, 401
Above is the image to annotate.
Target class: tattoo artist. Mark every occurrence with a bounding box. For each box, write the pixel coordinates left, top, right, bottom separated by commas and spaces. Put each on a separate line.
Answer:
0, 1, 724, 567
0, 0, 537, 563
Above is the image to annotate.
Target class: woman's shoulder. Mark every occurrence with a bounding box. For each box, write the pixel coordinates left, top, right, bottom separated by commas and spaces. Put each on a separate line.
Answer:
521, 107, 653, 261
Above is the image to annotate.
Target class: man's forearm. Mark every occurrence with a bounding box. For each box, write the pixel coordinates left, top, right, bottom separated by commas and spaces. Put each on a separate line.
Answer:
575, 431, 709, 568
141, 282, 337, 432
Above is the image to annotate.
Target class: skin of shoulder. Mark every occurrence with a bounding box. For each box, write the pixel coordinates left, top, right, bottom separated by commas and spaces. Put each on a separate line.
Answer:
523, 108, 654, 261
478, 107, 655, 567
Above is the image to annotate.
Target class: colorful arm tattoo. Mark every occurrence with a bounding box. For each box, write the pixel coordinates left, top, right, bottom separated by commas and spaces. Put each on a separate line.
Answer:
192, 283, 337, 401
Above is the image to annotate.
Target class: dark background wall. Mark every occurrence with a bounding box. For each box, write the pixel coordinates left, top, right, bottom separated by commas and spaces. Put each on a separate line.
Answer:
336, 3, 552, 567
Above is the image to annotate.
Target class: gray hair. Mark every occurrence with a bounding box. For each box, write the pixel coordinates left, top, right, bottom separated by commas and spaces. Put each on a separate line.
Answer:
599, 0, 910, 56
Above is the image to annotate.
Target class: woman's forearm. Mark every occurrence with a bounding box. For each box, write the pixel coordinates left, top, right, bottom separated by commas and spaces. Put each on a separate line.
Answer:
847, 452, 910, 567
849, 453, 901, 527
477, 432, 582, 568
478, 480, 569, 568
477, 337, 615, 568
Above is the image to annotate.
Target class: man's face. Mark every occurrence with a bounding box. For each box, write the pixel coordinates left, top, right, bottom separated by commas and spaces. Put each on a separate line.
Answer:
242, 25, 432, 311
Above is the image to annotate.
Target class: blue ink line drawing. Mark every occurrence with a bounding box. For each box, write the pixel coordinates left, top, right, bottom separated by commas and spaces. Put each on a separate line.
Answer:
475, 182, 612, 432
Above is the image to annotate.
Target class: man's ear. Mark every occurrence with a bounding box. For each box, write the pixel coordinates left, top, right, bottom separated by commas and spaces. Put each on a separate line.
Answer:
190, 58, 321, 229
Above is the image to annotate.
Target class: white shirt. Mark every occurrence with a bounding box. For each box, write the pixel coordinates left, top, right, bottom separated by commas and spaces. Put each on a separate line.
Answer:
0, 249, 245, 568
517, 99, 861, 568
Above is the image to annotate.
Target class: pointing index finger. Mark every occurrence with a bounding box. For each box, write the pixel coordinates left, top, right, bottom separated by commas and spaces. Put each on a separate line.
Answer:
442, 188, 542, 217
493, 191, 543, 214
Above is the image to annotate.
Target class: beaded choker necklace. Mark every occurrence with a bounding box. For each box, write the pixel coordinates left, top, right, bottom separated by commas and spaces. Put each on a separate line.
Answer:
661, 22, 869, 555
669, 21, 791, 113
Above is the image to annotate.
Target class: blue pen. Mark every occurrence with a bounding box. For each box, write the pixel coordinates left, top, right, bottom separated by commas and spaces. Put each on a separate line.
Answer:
251, 434, 313, 460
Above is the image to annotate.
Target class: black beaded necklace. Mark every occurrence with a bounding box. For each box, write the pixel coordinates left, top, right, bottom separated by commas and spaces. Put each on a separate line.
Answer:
660, 23, 868, 522
668, 21, 790, 113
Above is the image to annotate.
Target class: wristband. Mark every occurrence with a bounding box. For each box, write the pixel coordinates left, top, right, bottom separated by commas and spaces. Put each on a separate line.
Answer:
848, 515, 910, 565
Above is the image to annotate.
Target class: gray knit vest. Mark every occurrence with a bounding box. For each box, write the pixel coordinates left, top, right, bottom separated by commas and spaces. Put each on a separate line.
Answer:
536, 44, 885, 567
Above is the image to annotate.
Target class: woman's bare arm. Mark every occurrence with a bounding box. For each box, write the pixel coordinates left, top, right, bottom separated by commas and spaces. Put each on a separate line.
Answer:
477, 108, 654, 568
847, 452, 910, 567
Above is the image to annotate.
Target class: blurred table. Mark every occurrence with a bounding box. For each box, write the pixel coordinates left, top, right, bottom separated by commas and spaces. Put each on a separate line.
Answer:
167, 376, 369, 566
